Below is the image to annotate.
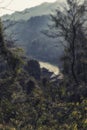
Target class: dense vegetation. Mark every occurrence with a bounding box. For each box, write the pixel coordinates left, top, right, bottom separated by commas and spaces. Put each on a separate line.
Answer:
0, 0, 87, 130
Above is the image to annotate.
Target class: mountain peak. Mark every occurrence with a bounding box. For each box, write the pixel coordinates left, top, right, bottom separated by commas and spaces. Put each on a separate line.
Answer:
2, 1, 59, 22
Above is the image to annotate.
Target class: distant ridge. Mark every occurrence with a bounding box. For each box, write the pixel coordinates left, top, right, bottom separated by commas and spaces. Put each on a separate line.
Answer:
1, 1, 60, 21
2, 1, 64, 67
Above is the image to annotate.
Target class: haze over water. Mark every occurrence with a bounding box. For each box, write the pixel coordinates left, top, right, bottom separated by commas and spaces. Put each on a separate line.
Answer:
40, 61, 60, 75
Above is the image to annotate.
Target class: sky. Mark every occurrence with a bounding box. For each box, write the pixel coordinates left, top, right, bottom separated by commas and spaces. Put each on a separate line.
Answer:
0, 0, 57, 16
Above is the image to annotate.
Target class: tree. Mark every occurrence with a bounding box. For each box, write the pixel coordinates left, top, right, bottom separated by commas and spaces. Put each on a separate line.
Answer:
0, 18, 22, 80
27, 59, 41, 80
48, 0, 87, 85
0, 18, 24, 125
0, 18, 23, 99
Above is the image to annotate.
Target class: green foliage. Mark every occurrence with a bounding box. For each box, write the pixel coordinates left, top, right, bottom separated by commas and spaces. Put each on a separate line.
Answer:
0, 1, 87, 130
27, 59, 41, 80
50, 0, 87, 85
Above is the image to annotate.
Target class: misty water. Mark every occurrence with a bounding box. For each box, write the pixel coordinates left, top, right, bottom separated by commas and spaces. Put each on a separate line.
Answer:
39, 61, 60, 75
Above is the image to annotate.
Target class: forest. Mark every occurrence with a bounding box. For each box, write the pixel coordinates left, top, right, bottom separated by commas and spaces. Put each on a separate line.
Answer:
0, 0, 87, 129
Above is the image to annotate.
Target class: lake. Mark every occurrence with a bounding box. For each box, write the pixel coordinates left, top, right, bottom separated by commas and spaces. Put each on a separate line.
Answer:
39, 61, 60, 75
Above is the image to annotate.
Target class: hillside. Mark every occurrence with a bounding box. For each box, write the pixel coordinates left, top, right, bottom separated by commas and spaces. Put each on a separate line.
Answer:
0, 0, 87, 129
2, 2, 61, 21
2, 1, 64, 67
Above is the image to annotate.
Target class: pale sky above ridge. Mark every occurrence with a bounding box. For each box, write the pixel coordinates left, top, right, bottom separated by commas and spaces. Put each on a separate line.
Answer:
0, 0, 84, 16
0, 0, 59, 16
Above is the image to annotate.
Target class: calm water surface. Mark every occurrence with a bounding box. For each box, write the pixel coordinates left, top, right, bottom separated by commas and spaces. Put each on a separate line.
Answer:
39, 61, 60, 75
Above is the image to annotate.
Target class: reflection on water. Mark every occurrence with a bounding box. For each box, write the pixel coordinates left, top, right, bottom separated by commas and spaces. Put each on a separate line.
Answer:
39, 61, 60, 75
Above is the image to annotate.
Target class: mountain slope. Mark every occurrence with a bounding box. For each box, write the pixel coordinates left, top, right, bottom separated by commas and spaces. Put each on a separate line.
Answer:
2, 1, 64, 67
2, 2, 60, 21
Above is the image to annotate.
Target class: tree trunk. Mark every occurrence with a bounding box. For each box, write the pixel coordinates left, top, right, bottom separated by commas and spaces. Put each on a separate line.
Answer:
71, 26, 78, 85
